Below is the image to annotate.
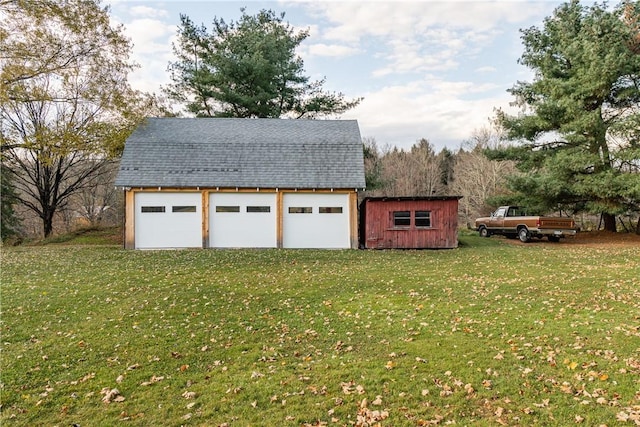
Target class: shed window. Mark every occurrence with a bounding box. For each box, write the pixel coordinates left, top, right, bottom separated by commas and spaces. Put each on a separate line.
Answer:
172, 205, 196, 213
393, 211, 410, 227
247, 206, 270, 213
289, 207, 312, 214
415, 211, 431, 227
141, 206, 165, 213
216, 206, 240, 213
319, 207, 343, 214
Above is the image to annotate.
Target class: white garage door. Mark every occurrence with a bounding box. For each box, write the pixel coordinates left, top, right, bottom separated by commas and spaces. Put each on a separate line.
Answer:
209, 193, 277, 248
135, 192, 202, 249
283, 193, 350, 248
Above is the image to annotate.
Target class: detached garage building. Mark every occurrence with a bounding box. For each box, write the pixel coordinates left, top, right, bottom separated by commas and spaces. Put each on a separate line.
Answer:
114, 118, 365, 249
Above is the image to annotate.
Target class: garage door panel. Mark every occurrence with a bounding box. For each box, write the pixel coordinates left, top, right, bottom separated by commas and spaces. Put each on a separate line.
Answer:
209, 193, 276, 248
283, 193, 350, 248
135, 192, 202, 249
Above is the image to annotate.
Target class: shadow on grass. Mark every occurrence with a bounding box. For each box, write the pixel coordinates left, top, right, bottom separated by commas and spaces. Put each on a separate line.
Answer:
457, 230, 505, 248
30, 226, 123, 246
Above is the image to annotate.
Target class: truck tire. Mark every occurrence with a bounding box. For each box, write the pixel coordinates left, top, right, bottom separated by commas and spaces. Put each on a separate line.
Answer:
518, 227, 531, 243
478, 226, 489, 238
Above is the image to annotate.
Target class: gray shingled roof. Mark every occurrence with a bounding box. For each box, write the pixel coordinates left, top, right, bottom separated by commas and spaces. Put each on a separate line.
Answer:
114, 118, 366, 189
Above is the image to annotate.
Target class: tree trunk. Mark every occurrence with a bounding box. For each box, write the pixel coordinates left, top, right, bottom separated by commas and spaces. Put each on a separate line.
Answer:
636, 216, 640, 235
602, 212, 617, 232
42, 207, 55, 238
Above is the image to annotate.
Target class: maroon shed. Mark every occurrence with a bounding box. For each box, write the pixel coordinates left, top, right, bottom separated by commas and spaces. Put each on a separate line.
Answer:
359, 196, 462, 249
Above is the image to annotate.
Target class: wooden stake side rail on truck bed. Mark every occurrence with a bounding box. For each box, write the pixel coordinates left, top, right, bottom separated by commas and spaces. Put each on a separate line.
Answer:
475, 206, 578, 243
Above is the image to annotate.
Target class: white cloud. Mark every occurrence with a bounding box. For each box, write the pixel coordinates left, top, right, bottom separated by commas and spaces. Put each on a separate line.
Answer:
341, 76, 516, 150
300, 1, 553, 80
475, 66, 497, 73
109, 4, 177, 94
129, 5, 169, 18
307, 1, 550, 41
125, 18, 176, 55
306, 43, 361, 57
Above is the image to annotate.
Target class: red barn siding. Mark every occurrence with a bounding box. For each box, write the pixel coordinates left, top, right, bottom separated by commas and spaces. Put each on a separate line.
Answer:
360, 197, 461, 249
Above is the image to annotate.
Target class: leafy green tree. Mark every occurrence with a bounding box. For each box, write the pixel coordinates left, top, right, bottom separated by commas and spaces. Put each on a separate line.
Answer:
491, 0, 640, 232
0, 0, 143, 237
165, 8, 361, 118
362, 137, 385, 191
1, 165, 21, 242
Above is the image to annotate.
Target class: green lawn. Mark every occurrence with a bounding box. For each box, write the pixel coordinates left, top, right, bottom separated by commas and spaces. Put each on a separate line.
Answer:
1, 236, 639, 426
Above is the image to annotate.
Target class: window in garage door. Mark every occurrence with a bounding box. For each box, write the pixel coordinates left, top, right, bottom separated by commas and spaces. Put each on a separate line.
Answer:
247, 206, 270, 213
288, 207, 312, 213
216, 206, 240, 213
141, 206, 165, 213
173, 205, 196, 213
319, 207, 343, 214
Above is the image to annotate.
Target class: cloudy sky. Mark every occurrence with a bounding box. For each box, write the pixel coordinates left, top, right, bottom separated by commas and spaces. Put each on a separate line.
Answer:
106, 0, 567, 151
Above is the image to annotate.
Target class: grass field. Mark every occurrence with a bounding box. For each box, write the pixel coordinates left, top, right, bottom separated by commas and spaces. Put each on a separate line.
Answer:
1, 234, 639, 426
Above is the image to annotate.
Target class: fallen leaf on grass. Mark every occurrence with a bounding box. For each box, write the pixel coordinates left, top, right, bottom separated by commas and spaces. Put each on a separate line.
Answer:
140, 375, 164, 386
564, 359, 578, 370
100, 388, 123, 403
181, 391, 196, 399
357, 398, 389, 426
533, 399, 549, 408
341, 381, 365, 395
71, 372, 96, 385
417, 415, 444, 426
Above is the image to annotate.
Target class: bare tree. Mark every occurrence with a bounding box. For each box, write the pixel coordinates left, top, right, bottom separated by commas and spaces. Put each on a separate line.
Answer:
409, 139, 444, 196
451, 127, 515, 228
74, 161, 121, 227
1, 0, 142, 237
365, 138, 446, 197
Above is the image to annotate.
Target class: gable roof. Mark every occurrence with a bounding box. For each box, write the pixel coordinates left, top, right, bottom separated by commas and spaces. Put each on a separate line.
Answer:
114, 118, 366, 189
